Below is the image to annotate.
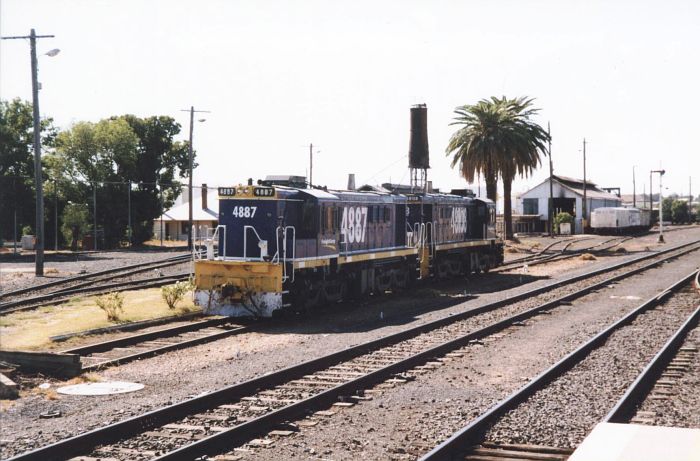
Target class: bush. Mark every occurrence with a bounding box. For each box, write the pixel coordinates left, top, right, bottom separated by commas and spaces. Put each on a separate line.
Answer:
61, 203, 90, 250
96, 292, 124, 321
22, 225, 33, 236
161, 280, 194, 309
671, 200, 690, 224
553, 212, 574, 233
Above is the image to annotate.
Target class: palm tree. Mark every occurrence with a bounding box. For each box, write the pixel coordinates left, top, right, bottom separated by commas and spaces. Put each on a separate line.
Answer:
446, 96, 550, 239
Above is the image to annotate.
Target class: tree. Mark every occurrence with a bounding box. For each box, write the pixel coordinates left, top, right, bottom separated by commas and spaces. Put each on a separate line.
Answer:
61, 203, 89, 250
661, 197, 673, 222
117, 115, 190, 243
671, 200, 689, 224
446, 96, 550, 239
0, 98, 56, 243
52, 115, 191, 246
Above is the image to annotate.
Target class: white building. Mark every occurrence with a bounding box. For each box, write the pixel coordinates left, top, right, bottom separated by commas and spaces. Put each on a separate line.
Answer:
517, 175, 622, 233
153, 184, 219, 241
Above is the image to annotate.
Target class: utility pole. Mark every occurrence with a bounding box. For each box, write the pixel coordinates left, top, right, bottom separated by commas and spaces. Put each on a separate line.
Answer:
2, 29, 56, 275
649, 171, 653, 212
309, 143, 313, 188
548, 122, 554, 236
54, 179, 58, 251
582, 138, 587, 225
127, 180, 132, 247
632, 165, 636, 208
180, 107, 210, 250
93, 183, 97, 251
652, 170, 665, 243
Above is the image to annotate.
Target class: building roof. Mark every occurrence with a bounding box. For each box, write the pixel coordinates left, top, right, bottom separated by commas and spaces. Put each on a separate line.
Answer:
552, 174, 598, 188
157, 189, 219, 222
521, 175, 621, 202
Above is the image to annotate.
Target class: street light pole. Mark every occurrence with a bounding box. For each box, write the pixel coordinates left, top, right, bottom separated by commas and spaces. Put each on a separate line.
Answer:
180, 107, 210, 251
2, 29, 56, 275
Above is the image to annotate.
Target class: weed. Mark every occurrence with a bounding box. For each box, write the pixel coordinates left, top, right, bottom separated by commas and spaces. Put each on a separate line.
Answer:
161, 280, 194, 309
95, 292, 125, 321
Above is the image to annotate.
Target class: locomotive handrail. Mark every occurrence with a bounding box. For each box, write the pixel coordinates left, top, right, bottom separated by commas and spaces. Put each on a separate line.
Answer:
243, 225, 265, 261
209, 225, 226, 260
282, 226, 295, 283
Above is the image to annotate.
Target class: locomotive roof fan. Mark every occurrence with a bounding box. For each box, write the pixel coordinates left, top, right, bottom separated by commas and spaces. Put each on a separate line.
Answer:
409, 104, 430, 193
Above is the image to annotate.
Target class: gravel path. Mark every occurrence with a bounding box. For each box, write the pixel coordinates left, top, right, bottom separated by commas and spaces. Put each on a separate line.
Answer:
0, 227, 698, 459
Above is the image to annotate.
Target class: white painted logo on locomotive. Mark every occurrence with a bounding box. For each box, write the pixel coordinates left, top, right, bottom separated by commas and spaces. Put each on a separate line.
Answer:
341, 206, 368, 243
451, 207, 467, 234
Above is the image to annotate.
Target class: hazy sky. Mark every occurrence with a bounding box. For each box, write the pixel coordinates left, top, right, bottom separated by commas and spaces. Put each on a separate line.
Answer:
2, 0, 698, 201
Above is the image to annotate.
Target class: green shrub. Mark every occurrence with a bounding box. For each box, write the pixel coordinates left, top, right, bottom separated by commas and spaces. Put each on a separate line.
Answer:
95, 292, 124, 321
161, 280, 194, 309
553, 212, 574, 233
22, 225, 33, 236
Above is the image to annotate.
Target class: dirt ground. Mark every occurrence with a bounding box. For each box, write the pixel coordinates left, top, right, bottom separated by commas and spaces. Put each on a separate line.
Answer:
0, 226, 698, 459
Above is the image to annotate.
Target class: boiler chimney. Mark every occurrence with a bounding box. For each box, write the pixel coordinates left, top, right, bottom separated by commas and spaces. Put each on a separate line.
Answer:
201, 183, 208, 210
347, 174, 356, 191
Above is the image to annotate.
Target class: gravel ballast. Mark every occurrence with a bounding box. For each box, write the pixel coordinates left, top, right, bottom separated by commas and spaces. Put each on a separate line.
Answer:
1, 228, 699, 459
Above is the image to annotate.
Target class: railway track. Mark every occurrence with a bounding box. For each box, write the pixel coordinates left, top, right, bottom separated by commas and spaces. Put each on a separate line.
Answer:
8, 240, 700, 461
419, 270, 700, 461
495, 236, 630, 273
0, 254, 195, 314
606, 271, 700, 429
60, 316, 251, 372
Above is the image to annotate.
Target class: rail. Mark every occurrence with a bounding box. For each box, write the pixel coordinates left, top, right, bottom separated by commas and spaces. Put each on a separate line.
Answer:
418, 269, 699, 461
604, 277, 700, 424
10, 240, 700, 461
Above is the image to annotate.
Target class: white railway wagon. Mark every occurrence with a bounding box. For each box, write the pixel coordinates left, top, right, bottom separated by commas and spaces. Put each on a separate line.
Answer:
591, 207, 651, 234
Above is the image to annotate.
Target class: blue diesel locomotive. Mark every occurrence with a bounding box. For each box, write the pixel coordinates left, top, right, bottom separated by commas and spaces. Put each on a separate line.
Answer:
193, 178, 503, 317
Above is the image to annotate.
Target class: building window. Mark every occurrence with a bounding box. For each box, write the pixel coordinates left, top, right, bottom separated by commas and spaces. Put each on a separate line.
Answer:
523, 198, 539, 215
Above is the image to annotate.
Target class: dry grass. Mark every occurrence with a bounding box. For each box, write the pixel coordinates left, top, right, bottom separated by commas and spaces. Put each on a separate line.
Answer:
579, 253, 597, 261
0, 399, 16, 411
0, 287, 200, 350
21, 386, 59, 400
65, 373, 102, 385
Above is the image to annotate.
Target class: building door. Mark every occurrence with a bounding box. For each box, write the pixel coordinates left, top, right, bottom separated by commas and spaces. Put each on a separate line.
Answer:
552, 198, 576, 217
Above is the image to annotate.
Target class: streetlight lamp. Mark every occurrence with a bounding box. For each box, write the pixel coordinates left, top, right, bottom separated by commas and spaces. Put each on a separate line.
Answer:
652, 169, 666, 243
1, 30, 58, 276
